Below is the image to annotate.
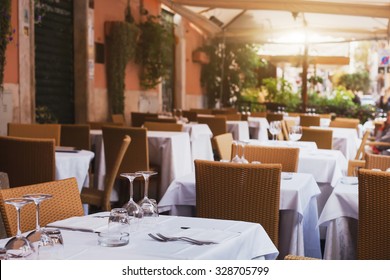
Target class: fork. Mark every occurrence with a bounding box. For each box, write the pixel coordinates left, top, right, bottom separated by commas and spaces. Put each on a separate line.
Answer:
156, 233, 218, 245
148, 233, 202, 245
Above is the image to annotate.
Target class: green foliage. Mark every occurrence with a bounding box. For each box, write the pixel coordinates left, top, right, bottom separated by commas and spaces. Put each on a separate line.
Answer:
337, 72, 370, 93
262, 78, 301, 111
200, 39, 263, 107
136, 14, 173, 90
106, 21, 139, 114
35, 106, 58, 124
0, 0, 12, 91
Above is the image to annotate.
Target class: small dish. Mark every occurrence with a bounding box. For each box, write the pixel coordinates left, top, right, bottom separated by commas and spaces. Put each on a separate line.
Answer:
282, 173, 293, 180
98, 231, 129, 247
340, 176, 358, 185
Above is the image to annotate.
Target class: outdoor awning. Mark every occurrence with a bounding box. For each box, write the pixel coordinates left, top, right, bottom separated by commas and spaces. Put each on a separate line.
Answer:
162, 0, 390, 44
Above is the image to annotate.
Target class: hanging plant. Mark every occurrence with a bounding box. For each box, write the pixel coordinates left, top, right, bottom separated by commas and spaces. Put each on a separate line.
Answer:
34, 0, 48, 25
136, 12, 173, 90
106, 21, 139, 114
0, 0, 14, 92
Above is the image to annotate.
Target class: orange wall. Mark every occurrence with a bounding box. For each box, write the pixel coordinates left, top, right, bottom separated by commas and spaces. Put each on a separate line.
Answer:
184, 20, 205, 96
3, 0, 19, 84
94, 0, 160, 90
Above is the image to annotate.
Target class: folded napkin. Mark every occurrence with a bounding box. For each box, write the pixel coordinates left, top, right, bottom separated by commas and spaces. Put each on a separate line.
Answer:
340, 176, 358, 185
47, 216, 109, 233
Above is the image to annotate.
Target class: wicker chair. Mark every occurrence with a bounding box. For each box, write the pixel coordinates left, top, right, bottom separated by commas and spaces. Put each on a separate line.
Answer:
0, 178, 84, 237
233, 145, 300, 172
111, 114, 125, 124
143, 121, 183, 132
0, 136, 55, 188
182, 110, 197, 122
8, 123, 61, 146
329, 120, 359, 130
266, 113, 284, 124
60, 124, 91, 150
215, 114, 242, 121
197, 116, 227, 137
81, 135, 131, 211
299, 115, 321, 127
250, 111, 267, 118
144, 117, 177, 123
357, 169, 390, 259
130, 112, 158, 127
101, 126, 155, 203
88, 122, 123, 130
213, 133, 234, 161
189, 108, 213, 115
284, 254, 320, 260
348, 152, 390, 176
194, 160, 281, 248
300, 127, 333, 149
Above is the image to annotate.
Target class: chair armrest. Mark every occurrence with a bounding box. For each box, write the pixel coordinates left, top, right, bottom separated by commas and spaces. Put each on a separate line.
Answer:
347, 160, 365, 176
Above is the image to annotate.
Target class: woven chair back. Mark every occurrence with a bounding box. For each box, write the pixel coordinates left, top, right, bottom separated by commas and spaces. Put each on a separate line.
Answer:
213, 133, 233, 161
8, 123, 61, 146
0, 136, 55, 187
194, 160, 281, 247
329, 120, 359, 130
364, 153, 390, 171
299, 115, 321, 127
358, 169, 390, 259
233, 145, 299, 172
0, 178, 83, 237
60, 124, 91, 150
300, 127, 333, 149
131, 112, 158, 127
111, 114, 125, 124
143, 122, 183, 132
197, 116, 227, 137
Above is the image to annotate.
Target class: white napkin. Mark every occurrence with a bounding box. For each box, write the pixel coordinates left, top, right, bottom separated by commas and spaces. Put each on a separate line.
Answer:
47, 216, 109, 233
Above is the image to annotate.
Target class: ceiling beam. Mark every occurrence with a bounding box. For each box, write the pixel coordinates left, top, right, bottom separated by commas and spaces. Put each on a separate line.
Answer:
171, 0, 390, 19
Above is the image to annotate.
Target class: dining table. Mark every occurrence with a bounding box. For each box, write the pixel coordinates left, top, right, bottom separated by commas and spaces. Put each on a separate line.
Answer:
182, 123, 214, 163
158, 171, 322, 259
89, 130, 193, 201
310, 126, 360, 160
4, 214, 280, 260
55, 150, 94, 192
317, 177, 359, 260
247, 117, 269, 141
226, 121, 250, 141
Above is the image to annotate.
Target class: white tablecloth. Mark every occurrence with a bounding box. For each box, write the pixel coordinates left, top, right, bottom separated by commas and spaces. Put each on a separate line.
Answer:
227, 121, 250, 141
147, 131, 193, 200
247, 117, 269, 140
55, 150, 94, 192
248, 140, 318, 151
310, 126, 360, 160
6, 215, 279, 260
317, 179, 359, 259
182, 123, 214, 164
158, 172, 321, 259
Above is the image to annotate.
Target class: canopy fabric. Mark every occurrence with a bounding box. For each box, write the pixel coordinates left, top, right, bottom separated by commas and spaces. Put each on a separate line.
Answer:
162, 0, 390, 44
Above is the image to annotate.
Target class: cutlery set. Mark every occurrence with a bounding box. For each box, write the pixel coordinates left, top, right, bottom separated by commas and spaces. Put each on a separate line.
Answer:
148, 233, 217, 245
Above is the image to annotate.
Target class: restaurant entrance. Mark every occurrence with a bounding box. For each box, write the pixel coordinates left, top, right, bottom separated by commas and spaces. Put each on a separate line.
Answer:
35, 0, 74, 124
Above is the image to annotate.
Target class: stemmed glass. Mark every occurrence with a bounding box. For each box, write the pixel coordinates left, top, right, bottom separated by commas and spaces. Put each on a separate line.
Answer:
4, 198, 35, 258
23, 194, 54, 256
136, 171, 158, 219
231, 140, 241, 163
239, 140, 249, 164
120, 173, 144, 230
269, 121, 282, 141
288, 126, 303, 142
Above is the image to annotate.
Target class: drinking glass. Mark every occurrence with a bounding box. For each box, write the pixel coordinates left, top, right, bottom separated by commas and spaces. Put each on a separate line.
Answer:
288, 126, 303, 142
231, 141, 241, 163
4, 198, 35, 258
108, 208, 131, 233
136, 171, 159, 219
120, 172, 144, 231
44, 228, 64, 259
24, 194, 53, 254
239, 140, 249, 164
269, 121, 282, 141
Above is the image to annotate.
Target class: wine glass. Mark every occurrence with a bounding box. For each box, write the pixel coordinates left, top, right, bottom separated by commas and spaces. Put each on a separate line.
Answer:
4, 198, 35, 258
136, 171, 159, 221
288, 126, 303, 143
239, 140, 249, 164
120, 172, 144, 231
231, 140, 241, 163
23, 194, 53, 258
269, 121, 282, 141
